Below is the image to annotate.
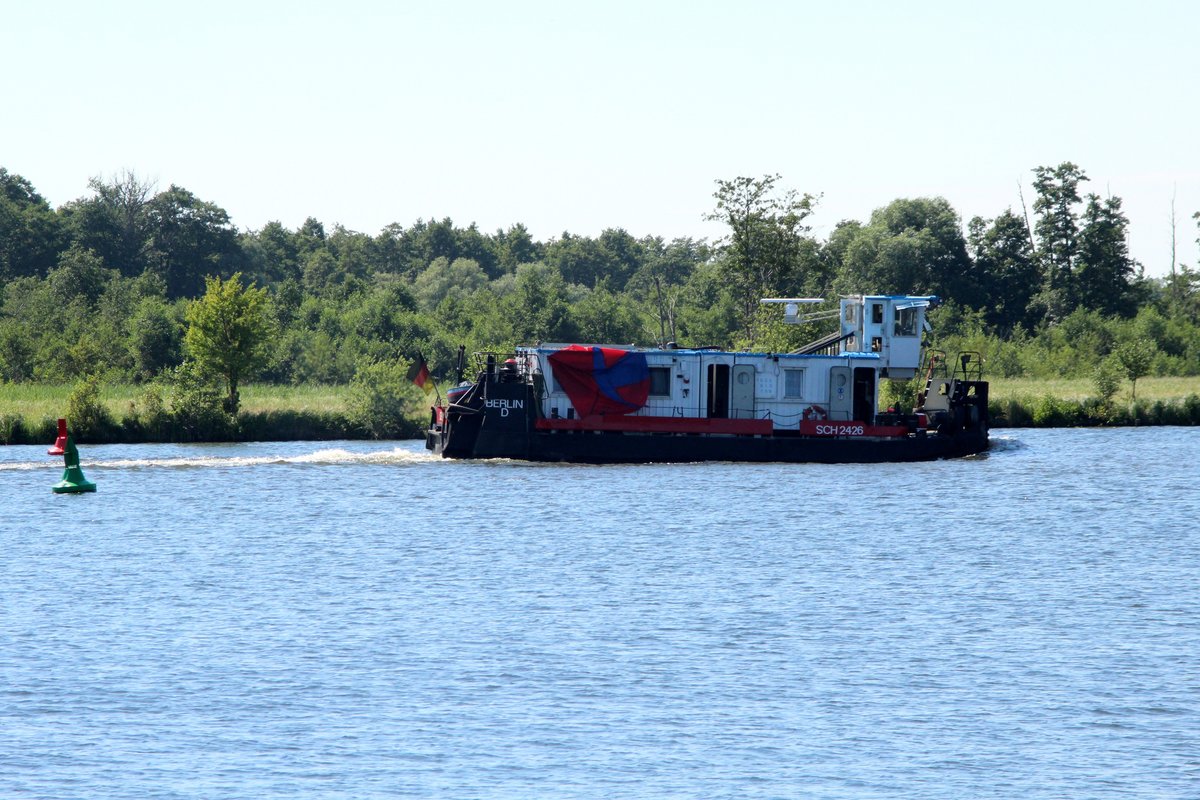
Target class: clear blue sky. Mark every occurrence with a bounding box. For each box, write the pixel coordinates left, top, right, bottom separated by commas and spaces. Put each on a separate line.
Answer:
5, 0, 1198, 277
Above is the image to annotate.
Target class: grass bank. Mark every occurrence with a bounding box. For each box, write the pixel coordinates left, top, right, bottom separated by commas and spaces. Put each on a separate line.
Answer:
988, 376, 1200, 405
0, 382, 354, 420
986, 376, 1200, 427
3, 377, 1199, 444
0, 382, 426, 445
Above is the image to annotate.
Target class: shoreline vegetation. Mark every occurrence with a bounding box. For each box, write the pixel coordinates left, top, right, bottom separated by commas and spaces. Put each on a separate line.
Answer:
4, 165, 1200, 445
3, 377, 1199, 445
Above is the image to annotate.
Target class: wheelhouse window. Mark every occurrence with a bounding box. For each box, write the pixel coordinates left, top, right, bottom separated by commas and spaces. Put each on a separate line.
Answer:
871, 303, 884, 324
894, 306, 919, 336
649, 366, 672, 396
783, 368, 805, 398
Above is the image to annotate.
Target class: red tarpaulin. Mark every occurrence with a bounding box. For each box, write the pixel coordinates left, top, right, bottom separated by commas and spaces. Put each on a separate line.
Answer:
548, 345, 650, 416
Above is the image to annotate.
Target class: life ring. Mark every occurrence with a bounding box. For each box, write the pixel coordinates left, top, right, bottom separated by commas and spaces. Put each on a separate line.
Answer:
803, 404, 828, 421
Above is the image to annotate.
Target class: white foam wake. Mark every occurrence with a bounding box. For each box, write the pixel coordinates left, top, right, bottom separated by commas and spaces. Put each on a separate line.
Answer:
0, 447, 440, 471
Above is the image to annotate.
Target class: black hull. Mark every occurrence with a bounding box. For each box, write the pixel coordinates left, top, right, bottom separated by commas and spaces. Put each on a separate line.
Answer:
428, 428, 988, 464
426, 369, 989, 465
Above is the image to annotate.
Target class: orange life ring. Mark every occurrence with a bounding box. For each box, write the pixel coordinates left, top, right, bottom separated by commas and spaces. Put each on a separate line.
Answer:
803, 404, 828, 421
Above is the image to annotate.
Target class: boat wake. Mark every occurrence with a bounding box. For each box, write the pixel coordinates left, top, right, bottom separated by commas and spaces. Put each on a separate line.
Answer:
984, 434, 1026, 453
0, 447, 441, 472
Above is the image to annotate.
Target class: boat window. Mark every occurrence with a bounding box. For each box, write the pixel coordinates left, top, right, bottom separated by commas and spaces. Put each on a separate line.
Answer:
894, 306, 919, 336
871, 303, 884, 324
844, 304, 857, 324
649, 367, 671, 396
783, 368, 804, 398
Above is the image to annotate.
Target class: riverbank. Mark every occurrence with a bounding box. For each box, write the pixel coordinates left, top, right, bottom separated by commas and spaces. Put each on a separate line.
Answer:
986, 376, 1200, 427
3, 377, 1199, 444
0, 383, 424, 445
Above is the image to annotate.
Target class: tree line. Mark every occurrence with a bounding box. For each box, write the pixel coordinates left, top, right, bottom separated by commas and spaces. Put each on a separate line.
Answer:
2, 164, 1199, 409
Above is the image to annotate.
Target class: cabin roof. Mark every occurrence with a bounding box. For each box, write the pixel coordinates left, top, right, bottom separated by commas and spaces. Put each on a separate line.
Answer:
522, 345, 882, 361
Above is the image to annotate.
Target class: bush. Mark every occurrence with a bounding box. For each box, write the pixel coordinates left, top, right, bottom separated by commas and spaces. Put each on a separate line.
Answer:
348, 359, 425, 439
879, 377, 920, 412
1111, 398, 1195, 426
237, 409, 354, 441
66, 374, 115, 442
989, 396, 1033, 427
164, 362, 236, 441
1113, 338, 1156, 401
1030, 394, 1084, 427
128, 384, 172, 442
0, 413, 25, 444
1093, 359, 1120, 406
1184, 394, 1200, 425
1080, 396, 1110, 425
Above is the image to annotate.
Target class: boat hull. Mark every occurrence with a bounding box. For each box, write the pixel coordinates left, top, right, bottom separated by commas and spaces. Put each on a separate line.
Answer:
429, 428, 987, 464
426, 358, 989, 465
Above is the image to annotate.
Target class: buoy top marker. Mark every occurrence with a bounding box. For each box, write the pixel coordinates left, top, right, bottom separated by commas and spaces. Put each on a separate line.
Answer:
48, 418, 67, 456
52, 434, 96, 494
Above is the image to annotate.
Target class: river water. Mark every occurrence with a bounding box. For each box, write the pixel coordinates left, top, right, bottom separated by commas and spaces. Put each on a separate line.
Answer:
1, 428, 1197, 799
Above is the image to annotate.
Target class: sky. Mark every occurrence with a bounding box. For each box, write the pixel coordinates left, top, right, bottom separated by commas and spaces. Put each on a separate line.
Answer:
5, 0, 1199, 278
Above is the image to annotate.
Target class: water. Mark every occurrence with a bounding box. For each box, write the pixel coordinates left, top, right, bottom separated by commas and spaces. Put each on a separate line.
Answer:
2, 429, 1198, 799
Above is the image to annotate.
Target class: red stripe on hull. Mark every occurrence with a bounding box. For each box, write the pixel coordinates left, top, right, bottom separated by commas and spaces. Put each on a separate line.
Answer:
798, 420, 910, 437
535, 415, 773, 435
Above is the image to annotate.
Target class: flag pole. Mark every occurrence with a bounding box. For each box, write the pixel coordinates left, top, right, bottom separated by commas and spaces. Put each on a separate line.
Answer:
408, 352, 442, 404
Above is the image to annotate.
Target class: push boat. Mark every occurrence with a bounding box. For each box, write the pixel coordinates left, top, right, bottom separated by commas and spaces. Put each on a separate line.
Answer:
425, 294, 989, 464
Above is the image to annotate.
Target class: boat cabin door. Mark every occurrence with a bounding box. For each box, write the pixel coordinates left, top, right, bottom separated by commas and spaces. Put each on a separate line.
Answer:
853, 367, 876, 423
730, 364, 756, 419
829, 367, 852, 420
706, 363, 729, 418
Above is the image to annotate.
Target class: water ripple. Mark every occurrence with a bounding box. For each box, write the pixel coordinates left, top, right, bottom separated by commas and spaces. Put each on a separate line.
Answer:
1, 430, 1198, 798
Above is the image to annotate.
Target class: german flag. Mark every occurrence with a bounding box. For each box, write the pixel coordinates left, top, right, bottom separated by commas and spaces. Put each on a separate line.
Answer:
406, 353, 433, 394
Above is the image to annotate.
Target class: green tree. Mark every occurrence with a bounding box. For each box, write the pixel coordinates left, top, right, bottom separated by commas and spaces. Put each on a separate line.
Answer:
184, 273, 274, 413
674, 259, 739, 347
302, 248, 339, 293
0, 319, 34, 382
543, 232, 616, 288
294, 217, 327, 259
147, 185, 242, 299
1031, 162, 1087, 321
128, 296, 182, 380
1113, 338, 1155, 401
0, 168, 67, 279
47, 245, 115, 307
324, 225, 374, 286
162, 360, 235, 441
1076, 194, 1137, 317
492, 223, 541, 275
707, 174, 818, 338
240, 221, 301, 286
1093, 358, 1120, 408
58, 170, 156, 277
597, 228, 646, 289
1163, 258, 1200, 323
399, 217, 498, 277
628, 237, 708, 346
504, 262, 576, 343
836, 197, 974, 304
66, 373, 115, 440
412, 256, 488, 311
571, 281, 643, 343
967, 209, 1038, 333
348, 358, 420, 438
348, 283, 421, 347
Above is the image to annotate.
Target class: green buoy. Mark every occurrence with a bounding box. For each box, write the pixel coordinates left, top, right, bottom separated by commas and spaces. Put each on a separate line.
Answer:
52, 435, 96, 494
